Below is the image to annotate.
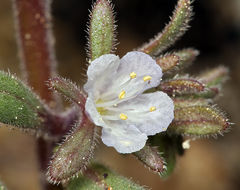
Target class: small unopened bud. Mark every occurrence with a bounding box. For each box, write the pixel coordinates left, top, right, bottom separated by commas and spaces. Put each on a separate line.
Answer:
175, 48, 199, 68
168, 105, 230, 136
160, 78, 205, 95
48, 77, 86, 107
198, 66, 229, 87
160, 78, 218, 98
47, 117, 97, 184
88, 0, 116, 60
134, 145, 166, 175
156, 48, 199, 74
156, 54, 180, 72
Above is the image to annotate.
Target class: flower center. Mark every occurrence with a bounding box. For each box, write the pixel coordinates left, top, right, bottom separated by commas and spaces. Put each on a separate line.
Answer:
97, 107, 108, 115
96, 99, 108, 115
94, 73, 157, 122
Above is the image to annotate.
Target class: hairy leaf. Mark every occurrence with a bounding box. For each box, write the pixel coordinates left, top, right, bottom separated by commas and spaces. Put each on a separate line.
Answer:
139, 0, 193, 55
0, 71, 44, 109
0, 71, 45, 129
67, 163, 146, 190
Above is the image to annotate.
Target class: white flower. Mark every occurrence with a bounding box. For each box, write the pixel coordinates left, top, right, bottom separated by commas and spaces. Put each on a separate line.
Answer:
84, 51, 174, 154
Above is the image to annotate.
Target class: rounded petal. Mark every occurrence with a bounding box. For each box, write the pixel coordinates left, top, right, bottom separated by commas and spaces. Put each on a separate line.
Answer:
98, 51, 163, 104
119, 51, 162, 89
116, 91, 174, 136
84, 54, 120, 98
85, 94, 105, 126
101, 122, 147, 154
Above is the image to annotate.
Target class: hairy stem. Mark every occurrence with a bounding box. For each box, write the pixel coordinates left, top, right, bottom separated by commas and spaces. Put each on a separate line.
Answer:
12, 0, 57, 102
12, 0, 60, 189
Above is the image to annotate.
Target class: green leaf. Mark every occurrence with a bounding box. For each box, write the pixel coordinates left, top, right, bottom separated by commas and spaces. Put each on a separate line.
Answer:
168, 106, 230, 136
0, 93, 41, 129
139, 0, 193, 55
0, 71, 44, 110
0, 71, 45, 129
47, 117, 97, 184
88, 0, 116, 61
67, 163, 147, 190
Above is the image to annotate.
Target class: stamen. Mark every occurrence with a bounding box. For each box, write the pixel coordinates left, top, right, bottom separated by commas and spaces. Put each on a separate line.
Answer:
118, 90, 126, 99
120, 113, 128, 120
149, 106, 156, 112
130, 72, 137, 79
143, 75, 152, 81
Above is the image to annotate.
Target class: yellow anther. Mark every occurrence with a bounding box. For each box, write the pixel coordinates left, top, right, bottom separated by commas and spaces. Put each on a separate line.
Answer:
143, 75, 152, 81
120, 113, 128, 120
118, 90, 126, 99
130, 72, 137, 79
149, 106, 156, 112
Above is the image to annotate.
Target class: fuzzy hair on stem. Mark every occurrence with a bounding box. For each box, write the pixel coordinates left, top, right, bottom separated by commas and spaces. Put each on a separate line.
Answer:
138, 0, 193, 56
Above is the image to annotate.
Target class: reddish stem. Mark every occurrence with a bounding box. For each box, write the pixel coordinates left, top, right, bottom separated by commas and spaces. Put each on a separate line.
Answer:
13, 0, 57, 102
12, 0, 60, 189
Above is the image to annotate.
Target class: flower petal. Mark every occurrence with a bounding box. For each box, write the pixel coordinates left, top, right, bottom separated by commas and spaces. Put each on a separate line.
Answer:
114, 91, 174, 136
119, 51, 162, 89
98, 51, 163, 105
101, 122, 147, 153
85, 94, 105, 126
84, 54, 120, 99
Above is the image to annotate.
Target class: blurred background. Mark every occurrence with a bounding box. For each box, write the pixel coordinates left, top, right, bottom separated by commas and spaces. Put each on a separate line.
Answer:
0, 0, 240, 189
